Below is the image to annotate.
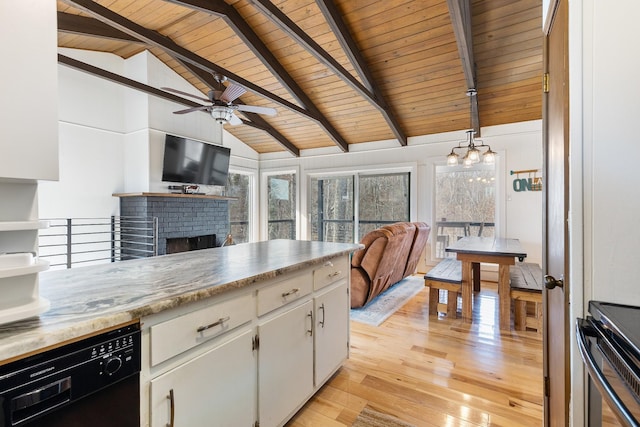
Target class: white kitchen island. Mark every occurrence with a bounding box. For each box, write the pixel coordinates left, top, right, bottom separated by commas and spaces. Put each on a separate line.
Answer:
0, 239, 361, 427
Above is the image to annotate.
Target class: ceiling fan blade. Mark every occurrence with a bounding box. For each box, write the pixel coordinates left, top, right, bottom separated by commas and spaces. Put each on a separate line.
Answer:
236, 104, 277, 116
228, 112, 243, 125
173, 106, 210, 114
220, 83, 247, 103
161, 87, 211, 103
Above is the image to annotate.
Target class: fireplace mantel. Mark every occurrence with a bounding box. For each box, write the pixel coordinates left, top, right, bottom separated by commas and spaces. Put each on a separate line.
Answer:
113, 192, 237, 201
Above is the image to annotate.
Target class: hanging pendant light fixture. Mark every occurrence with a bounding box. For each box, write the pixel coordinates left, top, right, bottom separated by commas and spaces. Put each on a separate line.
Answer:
446, 90, 496, 167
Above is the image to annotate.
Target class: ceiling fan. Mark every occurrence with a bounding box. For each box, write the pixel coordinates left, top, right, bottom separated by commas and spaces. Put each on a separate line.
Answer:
162, 74, 276, 125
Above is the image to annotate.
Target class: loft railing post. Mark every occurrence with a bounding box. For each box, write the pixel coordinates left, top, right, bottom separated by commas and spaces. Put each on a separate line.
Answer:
111, 216, 116, 263
66, 218, 72, 269
153, 217, 159, 256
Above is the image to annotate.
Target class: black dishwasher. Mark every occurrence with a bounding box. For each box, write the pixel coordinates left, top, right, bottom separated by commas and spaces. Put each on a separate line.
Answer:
0, 323, 140, 427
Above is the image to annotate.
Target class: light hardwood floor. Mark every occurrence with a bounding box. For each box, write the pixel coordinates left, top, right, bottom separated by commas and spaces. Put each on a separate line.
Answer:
286, 281, 544, 427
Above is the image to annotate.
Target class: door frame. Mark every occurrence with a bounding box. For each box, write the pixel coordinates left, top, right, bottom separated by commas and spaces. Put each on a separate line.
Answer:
565, 0, 586, 425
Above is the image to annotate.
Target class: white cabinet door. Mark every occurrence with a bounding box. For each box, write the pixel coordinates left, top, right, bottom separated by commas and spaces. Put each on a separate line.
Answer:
314, 281, 349, 386
258, 300, 314, 427
0, 2, 58, 181
150, 330, 256, 427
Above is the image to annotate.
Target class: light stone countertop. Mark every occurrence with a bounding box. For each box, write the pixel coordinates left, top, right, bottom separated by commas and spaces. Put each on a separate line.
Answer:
0, 240, 361, 362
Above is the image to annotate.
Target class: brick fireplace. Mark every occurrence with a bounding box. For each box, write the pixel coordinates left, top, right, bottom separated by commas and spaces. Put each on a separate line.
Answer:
117, 193, 230, 256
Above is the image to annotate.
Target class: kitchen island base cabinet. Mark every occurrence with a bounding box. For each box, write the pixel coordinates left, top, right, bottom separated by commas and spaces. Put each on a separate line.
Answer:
149, 330, 256, 427
141, 253, 353, 427
314, 281, 349, 386
258, 300, 314, 427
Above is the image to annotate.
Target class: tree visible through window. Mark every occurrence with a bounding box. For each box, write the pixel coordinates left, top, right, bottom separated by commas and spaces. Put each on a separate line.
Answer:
435, 163, 495, 257
226, 172, 250, 243
310, 172, 410, 243
309, 176, 353, 242
267, 173, 296, 239
358, 173, 410, 239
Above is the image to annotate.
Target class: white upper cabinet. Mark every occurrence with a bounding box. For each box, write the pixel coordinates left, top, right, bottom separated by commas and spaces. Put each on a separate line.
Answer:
0, 1, 59, 181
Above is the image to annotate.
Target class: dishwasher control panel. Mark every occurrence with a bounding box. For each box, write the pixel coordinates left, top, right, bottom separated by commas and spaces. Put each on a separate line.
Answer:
0, 323, 141, 426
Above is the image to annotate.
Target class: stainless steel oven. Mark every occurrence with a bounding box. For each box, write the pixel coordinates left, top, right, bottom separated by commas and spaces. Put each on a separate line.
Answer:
577, 301, 640, 426
0, 323, 140, 427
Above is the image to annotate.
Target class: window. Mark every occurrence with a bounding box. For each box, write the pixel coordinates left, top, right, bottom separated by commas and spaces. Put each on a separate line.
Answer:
358, 173, 410, 239
310, 172, 410, 243
267, 172, 296, 240
226, 172, 251, 243
309, 176, 354, 242
434, 163, 496, 257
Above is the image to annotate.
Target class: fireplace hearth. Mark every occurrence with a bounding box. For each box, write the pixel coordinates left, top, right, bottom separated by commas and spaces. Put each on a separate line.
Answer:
166, 234, 216, 254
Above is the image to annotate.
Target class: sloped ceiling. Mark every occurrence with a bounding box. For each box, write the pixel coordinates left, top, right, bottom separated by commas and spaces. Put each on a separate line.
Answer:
57, 0, 543, 156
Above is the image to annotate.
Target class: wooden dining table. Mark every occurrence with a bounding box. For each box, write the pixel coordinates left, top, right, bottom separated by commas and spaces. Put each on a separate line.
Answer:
445, 236, 527, 330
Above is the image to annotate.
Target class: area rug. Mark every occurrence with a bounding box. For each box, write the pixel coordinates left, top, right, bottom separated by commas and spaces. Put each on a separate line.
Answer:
352, 406, 416, 427
350, 275, 424, 326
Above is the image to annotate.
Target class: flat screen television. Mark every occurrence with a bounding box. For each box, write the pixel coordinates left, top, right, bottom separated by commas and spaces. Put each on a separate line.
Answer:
162, 134, 231, 186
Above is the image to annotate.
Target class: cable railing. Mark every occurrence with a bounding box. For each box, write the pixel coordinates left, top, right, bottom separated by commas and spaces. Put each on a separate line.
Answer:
38, 216, 158, 269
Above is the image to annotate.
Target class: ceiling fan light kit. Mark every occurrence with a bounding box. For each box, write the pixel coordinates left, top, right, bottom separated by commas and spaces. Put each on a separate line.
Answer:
211, 105, 234, 124
162, 75, 276, 125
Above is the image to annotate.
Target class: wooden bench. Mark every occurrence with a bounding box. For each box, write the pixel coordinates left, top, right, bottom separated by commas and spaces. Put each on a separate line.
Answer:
510, 262, 543, 333
424, 258, 461, 317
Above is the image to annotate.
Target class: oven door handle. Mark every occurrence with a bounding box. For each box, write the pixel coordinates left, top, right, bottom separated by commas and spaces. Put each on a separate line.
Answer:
576, 319, 639, 427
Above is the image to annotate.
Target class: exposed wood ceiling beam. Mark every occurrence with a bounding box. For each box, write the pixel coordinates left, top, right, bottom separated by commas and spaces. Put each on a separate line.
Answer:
58, 54, 204, 110
176, 59, 300, 157
314, 0, 407, 146
57, 12, 142, 43
250, 0, 407, 146
61, 0, 306, 120
162, 0, 348, 152
447, 0, 480, 134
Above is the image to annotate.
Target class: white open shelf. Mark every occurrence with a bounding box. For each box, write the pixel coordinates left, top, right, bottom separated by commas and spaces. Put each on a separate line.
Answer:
0, 259, 50, 279
0, 220, 50, 232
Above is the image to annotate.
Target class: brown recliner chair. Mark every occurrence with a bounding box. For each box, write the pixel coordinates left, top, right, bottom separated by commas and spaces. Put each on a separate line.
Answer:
381, 222, 417, 287
350, 222, 432, 308
350, 225, 409, 308
402, 222, 431, 277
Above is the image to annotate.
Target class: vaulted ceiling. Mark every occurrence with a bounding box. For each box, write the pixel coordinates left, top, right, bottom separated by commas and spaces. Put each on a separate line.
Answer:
57, 0, 543, 157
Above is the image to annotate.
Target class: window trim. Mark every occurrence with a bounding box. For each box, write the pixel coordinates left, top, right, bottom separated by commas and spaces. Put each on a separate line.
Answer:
306, 162, 417, 242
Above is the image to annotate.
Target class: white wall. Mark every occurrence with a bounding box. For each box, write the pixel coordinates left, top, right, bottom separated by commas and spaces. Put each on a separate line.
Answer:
260, 120, 543, 265
39, 49, 126, 218
569, 2, 640, 425
582, 0, 640, 307
40, 49, 260, 218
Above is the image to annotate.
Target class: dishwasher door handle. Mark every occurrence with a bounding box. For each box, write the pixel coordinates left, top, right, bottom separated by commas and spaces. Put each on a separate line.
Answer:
11, 377, 72, 412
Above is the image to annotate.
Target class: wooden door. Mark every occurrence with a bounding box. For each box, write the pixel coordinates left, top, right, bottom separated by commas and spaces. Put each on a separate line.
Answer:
543, 0, 570, 425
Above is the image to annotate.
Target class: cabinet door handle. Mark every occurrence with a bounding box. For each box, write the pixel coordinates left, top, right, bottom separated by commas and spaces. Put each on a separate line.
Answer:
328, 270, 341, 279
319, 303, 325, 328
196, 316, 230, 333
307, 311, 313, 336
166, 388, 175, 427
324, 261, 334, 267
281, 288, 299, 298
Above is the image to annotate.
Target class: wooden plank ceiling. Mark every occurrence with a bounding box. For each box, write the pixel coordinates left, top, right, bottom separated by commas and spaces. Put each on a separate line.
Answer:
57, 0, 543, 156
